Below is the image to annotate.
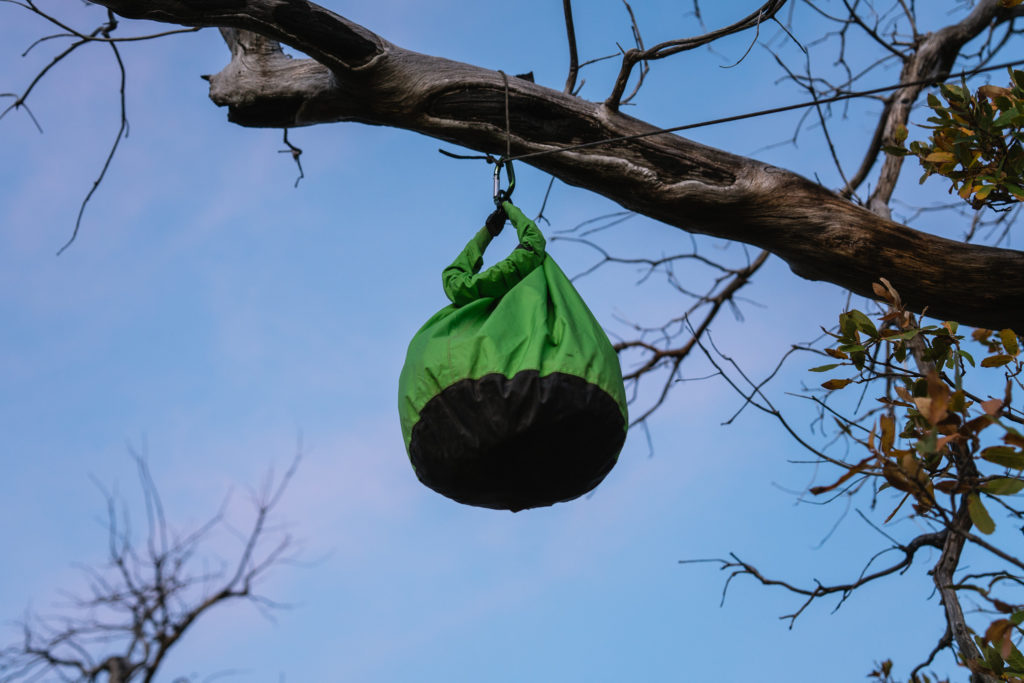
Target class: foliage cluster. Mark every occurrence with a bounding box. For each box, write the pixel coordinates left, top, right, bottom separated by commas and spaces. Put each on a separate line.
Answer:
887, 69, 1024, 210
811, 279, 1024, 680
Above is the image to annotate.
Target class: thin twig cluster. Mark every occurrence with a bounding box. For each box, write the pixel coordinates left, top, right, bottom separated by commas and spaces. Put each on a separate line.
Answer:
0, 453, 300, 683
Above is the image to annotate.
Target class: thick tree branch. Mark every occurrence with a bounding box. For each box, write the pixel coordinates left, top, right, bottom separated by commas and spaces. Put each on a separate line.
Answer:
936, 538, 991, 682
84, 0, 1024, 330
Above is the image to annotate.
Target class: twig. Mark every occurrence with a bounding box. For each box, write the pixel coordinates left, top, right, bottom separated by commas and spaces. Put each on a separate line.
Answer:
57, 17, 128, 255
684, 529, 945, 627
278, 128, 304, 188
606, 0, 789, 108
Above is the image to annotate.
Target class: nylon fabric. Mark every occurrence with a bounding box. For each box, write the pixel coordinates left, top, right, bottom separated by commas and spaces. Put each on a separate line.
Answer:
397, 201, 628, 510
409, 371, 625, 511
441, 203, 546, 306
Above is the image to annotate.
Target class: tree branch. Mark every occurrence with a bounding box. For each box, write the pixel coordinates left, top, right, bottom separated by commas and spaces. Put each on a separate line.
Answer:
562, 0, 579, 95
685, 528, 946, 628
57, 0, 1024, 330
613, 250, 770, 425
606, 0, 788, 109
932, 488, 995, 683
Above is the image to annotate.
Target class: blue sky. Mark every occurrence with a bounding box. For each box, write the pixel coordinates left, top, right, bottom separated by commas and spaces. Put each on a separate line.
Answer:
1, 2, 1016, 682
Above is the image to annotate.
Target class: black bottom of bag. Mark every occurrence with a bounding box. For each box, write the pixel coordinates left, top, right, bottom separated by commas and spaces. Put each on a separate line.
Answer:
408, 371, 626, 511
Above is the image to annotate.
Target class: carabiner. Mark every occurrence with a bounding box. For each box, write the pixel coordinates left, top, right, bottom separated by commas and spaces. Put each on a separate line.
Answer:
492, 158, 516, 206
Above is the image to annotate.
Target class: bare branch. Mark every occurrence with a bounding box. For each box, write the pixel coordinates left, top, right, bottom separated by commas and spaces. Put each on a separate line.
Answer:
278, 128, 304, 188
910, 624, 952, 683
683, 528, 946, 628
606, 0, 789, 108
0, 452, 301, 683
57, 23, 127, 256
561, 0, 579, 95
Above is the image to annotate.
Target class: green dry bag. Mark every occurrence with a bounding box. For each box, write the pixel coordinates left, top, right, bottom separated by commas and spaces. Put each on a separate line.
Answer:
398, 201, 628, 511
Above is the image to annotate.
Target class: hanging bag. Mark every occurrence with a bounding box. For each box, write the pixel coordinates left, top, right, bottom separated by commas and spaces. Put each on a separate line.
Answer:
398, 200, 627, 511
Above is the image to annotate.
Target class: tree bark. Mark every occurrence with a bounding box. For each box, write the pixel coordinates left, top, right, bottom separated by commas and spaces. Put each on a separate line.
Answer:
93, 0, 1024, 331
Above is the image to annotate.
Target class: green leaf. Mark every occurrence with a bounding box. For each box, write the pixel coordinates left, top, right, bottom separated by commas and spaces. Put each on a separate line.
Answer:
958, 349, 976, 367
1000, 329, 1020, 356
940, 83, 965, 102
924, 151, 956, 163
838, 312, 860, 341
968, 493, 996, 534
809, 363, 841, 373
984, 641, 1006, 674
995, 107, 1021, 127
982, 477, 1024, 495
982, 446, 1024, 469
1012, 69, 1024, 91
846, 310, 878, 338
1005, 642, 1024, 674
982, 354, 1015, 368
884, 329, 921, 341
950, 390, 967, 413
916, 431, 938, 455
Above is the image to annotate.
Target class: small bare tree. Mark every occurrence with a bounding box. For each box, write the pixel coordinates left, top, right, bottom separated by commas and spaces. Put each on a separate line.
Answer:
0, 454, 299, 683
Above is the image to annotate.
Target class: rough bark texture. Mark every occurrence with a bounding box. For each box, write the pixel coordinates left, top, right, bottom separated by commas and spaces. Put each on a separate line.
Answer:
93, 0, 1024, 331
934, 520, 990, 683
